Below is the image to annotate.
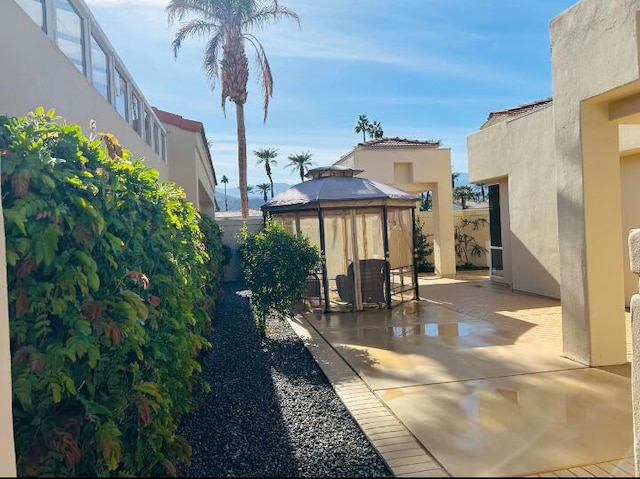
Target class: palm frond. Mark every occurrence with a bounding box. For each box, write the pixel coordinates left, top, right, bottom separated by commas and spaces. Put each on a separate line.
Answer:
244, 34, 273, 122
203, 33, 223, 86
171, 19, 218, 58
166, 0, 215, 24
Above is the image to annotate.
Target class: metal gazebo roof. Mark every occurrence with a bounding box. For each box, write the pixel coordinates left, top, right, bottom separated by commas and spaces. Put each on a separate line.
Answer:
262, 166, 418, 211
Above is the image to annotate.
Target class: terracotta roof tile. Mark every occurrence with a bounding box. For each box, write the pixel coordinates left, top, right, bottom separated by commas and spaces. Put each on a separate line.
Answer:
152, 107, 203, 133
338, 137, 442, 162
480, 97, 553, 129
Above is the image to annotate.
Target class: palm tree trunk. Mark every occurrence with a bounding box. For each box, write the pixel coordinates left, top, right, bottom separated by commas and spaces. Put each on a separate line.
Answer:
299, 166, 304, 182
224, 185, 228, 211
236, 103, 249, 218
268, 176, 274, 198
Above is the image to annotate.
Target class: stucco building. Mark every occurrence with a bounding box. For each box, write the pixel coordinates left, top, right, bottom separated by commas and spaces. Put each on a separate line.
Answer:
334, 137, 457, 277
0, 1, 218, 475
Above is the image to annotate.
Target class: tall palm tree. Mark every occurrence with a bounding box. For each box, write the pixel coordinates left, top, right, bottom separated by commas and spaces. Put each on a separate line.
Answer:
287, 151, 315, 182
451, 171, 461, 189
453, 185, 476, 210
354, 114, 370, 143
167, 0, 300, 219
220, 174, 229, 211
256, 183, 271, 203
254, 147, 279, 198
368, 120, 383, 140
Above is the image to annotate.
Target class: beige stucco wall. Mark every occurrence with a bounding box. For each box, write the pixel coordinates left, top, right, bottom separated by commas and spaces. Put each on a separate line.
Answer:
621, 154, 640, 307
163, 123, 216, 217
417, 209, 489, 268
551, 0, 640, 365
468, 105, 561, 299
0, 1, 168, 179
337, 146, 456, 276
216, 216, 264, 281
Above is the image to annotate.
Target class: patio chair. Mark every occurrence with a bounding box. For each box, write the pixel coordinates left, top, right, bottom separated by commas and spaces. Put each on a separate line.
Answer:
336, 259, 387, 305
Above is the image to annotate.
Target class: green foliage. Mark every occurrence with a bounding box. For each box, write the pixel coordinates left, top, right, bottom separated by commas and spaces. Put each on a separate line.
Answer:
414, 217, 434, 273
1, 109, 223, 476
454, 217, 488, 269
238, 217, 320, 338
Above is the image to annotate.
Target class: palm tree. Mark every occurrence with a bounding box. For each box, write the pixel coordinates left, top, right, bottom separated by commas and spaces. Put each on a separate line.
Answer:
354, 114, 370, 143
287, 151, 315, 182
167, 0, 300, 219
453, 185, 476, 210
451, 171, 461, 189
474, 182, 487, 202
254, 147, 279, 198
256, 183, 271, 203
368, 120, 383, 140
220, 174, 229, 211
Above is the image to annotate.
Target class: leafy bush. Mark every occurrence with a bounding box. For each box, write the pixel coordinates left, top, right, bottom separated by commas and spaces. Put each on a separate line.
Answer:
414, 217, 434, 273
238, 217, 320, 338
454, 217, 488, 269
1, 108, 223, 476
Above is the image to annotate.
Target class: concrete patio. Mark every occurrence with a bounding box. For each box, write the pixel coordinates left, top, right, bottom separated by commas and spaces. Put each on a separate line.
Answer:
288, 271, 634, 477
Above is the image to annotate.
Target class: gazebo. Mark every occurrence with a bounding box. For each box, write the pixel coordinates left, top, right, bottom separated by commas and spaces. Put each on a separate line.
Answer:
261, 165, 420, 312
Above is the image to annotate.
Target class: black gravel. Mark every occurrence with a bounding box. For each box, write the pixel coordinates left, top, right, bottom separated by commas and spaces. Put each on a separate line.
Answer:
177, 281, 393, 478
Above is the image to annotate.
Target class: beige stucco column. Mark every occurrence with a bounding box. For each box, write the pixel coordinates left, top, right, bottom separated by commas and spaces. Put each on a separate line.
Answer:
551, 0, 639, 366
431, 181, 456, 276
0, 183, 17, 476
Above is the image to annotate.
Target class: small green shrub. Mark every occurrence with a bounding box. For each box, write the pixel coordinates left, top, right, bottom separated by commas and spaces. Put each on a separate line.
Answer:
238, 217, 320, 338
2, 108, 222, 476
414, 217, 434, 273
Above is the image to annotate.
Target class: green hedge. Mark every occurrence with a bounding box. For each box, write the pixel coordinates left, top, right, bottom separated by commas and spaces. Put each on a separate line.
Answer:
1, 109, 223, 476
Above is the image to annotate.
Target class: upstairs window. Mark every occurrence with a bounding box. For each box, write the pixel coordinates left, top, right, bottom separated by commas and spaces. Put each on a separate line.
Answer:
131, 92, 141, 135
161, 132, 167, 162
91, 34, 110, 102
114, 68, 128, 121
144, 109, 152, 146
153, 122, 160, 154
55, 0, 85, 74
16, 0, 46, 31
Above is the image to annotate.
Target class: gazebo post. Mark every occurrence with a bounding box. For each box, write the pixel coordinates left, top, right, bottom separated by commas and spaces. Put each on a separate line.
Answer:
411, 207, 420, 301
382, 205, 392, 309
317, 208, 331, 313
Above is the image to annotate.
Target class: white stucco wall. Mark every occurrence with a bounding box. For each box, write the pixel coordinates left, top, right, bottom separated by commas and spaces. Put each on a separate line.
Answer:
468, 105, 561, 299
216, 216, 264, 282
0, 1, 168, 179
621, 154, 640, 307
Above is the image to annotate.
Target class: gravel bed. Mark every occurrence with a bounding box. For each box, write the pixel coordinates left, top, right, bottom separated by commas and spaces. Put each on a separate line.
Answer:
178, 281, 393, 478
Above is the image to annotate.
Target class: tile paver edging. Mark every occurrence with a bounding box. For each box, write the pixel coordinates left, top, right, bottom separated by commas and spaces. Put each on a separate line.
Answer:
286, 313, 449, 478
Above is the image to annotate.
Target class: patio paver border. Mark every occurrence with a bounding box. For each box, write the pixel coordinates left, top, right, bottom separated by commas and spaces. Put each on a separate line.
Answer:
286, 314, 450, 478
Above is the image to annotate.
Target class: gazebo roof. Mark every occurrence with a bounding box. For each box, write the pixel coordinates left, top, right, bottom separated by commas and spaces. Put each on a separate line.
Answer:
262, 166, 418, 211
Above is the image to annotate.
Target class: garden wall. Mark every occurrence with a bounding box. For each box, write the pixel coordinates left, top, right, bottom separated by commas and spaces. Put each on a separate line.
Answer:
216, 216, 264, 281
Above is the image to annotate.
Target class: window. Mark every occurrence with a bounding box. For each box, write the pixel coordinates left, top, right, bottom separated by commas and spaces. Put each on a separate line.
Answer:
144, 109, 152, 146
153, 122, 160, 154
161, 132, 167, 162
16, 0, 46, 31
131, 92, 141, 134
114, 68, 128, 121
91, 34, 110, 101
55, 0, 85, 74
488, 184, 503, 278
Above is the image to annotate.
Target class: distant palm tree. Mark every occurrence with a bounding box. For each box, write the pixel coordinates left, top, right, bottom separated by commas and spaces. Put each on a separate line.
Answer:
368, 120, 383, 140
220, 174, 229, 211
256, 183, 271, 203
287, 151, 315, 182
355, 114, 370, 143
166, 0, 300, 219
451, 171, 461, 189
254, 147, 279, 198
474, 182, 487, 202
453, 185, 476, 210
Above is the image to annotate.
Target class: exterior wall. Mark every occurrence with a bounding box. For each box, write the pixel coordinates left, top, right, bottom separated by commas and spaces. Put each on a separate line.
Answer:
338, 146, 457, 276
216, 216, 264, 281
468, 105, 561, 299
417, 209, 490, 268
621, 154, 640, 307
0, 0, 168, 179
163, 123, 216, 217
551, 0, 640, 365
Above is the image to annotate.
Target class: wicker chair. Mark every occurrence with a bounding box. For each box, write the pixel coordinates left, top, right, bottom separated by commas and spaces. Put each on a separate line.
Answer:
336, 259, 387, 305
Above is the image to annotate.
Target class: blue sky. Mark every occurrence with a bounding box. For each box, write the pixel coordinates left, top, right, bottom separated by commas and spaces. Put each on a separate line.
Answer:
85, 0, 577, 188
